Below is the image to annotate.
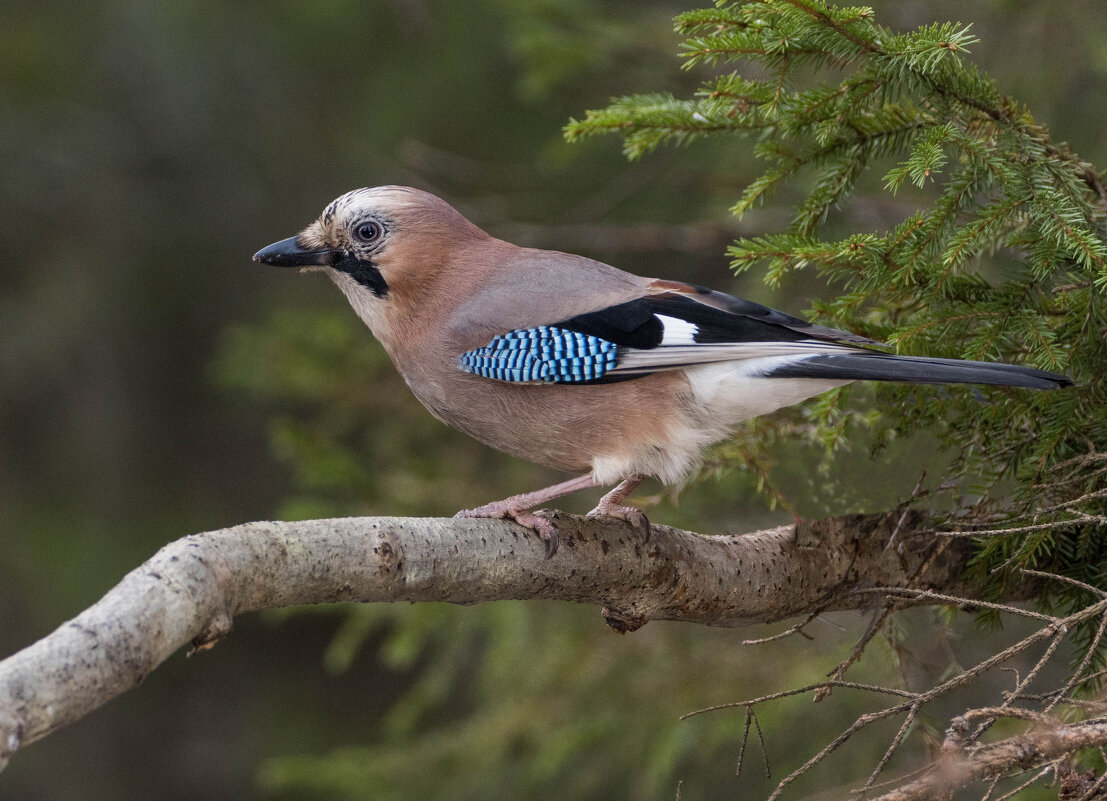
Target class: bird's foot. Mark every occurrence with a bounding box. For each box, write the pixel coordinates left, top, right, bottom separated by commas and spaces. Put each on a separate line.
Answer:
587, 498, 650, 540
456, 503, 559, 558
586, 475, 650, 540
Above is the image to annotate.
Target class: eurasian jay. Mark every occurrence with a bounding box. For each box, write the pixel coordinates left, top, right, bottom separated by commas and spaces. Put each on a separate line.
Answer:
254, 186, 1072, 554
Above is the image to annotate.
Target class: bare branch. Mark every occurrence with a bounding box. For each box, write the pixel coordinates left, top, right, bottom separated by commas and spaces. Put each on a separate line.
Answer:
742, 611, 820, 645
687, 588, 1107, 801
870, 719, 1107, 801
0, 509, 973, 771
864, 702, 921, 791
991, 764, 1055, 801
855, 587, 1057, 622
682, 681, 918, 720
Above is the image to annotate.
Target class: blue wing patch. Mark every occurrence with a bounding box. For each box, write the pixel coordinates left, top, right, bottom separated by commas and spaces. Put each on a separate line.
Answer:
459, 326, 618, 383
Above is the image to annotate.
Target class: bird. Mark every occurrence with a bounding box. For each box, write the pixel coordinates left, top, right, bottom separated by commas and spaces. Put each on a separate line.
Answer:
254, 186, 1073, 555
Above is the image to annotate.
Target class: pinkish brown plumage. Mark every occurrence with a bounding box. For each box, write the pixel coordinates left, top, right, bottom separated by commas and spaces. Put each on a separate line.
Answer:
255, 186, 1072, 555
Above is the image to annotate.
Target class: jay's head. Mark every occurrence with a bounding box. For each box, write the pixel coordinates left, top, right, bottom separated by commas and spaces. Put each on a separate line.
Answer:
253, 186, 486, 305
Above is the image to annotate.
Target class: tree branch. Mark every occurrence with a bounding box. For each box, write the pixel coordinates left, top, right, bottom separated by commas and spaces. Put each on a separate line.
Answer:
873, 717, 1107, 801
0, 509, 971, 771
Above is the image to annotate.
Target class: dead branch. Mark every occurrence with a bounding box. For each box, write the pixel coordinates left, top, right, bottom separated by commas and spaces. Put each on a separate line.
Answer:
0, 509, 969, 772
684, 585, 1107, 801
871, 718, 1107, 801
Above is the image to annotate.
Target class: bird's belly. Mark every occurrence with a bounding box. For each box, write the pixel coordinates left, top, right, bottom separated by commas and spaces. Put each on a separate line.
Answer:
405, 369, 706, 484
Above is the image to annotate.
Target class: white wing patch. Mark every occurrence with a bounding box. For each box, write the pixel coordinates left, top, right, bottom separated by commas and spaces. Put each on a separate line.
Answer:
684, 361, 852, 428
656, 314, 699, 345
613, 340, 856, 373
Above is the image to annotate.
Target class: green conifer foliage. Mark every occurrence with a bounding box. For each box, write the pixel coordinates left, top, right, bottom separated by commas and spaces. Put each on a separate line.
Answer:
567, 1, 1107, 609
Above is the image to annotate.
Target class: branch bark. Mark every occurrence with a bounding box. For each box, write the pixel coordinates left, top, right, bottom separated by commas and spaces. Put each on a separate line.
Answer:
873, 719, 1107, 801
0, 509, 971, 772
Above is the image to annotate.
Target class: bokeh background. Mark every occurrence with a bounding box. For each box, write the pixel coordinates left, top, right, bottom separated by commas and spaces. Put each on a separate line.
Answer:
3, 1, 1107, 799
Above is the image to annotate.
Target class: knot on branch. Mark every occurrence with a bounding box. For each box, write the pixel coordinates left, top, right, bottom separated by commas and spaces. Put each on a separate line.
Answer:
190, 610, 234, 653
601, 607, 649, 633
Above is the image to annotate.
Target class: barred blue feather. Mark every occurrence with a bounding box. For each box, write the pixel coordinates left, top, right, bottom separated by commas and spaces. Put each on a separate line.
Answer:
459, 326, 618, 383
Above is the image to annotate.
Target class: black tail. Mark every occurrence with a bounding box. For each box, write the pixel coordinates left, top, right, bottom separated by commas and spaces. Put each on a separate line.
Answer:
765, 352, 1073, 390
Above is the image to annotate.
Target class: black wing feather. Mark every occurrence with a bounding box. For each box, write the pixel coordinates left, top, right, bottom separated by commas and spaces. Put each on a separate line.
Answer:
683, 286, 878, 344
765, 353, 1073, 390
556, 295, 822, 348
553, 298, 664, 348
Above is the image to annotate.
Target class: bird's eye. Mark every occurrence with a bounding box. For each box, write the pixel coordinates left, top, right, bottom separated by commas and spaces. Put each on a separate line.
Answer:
354, 221, 382, 243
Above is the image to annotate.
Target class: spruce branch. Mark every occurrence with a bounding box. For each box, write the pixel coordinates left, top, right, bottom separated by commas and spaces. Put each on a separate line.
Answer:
567, 2, 1106, 579
566, 8, 1107, 793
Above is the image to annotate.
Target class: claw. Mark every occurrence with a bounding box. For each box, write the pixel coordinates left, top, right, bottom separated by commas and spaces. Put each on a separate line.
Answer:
587, 501, 650, 541
513, 510, 559, 558
456, 504, 560, 558
587, 474, 650, 541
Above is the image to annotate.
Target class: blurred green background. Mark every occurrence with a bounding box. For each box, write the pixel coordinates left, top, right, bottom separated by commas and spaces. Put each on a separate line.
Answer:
3, 1, 1106, 799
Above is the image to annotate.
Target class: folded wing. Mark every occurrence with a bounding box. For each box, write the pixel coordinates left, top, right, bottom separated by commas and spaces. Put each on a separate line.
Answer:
458, 285, 1072, 391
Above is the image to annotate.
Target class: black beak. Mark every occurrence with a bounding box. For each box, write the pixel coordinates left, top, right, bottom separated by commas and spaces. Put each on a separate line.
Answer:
253, 236, 338, 267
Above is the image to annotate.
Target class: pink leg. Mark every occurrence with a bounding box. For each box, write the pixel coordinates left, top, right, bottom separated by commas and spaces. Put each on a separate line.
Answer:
588, 474, 649, 537
456, 474, 597, 557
